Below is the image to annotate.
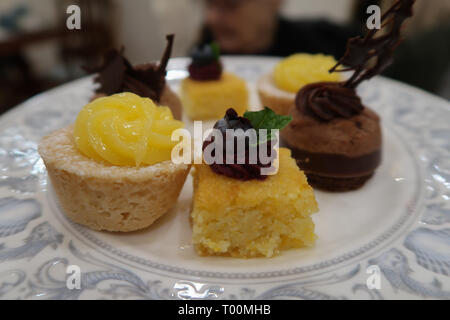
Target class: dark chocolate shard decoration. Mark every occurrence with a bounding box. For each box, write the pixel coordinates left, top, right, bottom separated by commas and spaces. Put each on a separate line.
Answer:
84, 34, 175, 102
296, 0, 415, 121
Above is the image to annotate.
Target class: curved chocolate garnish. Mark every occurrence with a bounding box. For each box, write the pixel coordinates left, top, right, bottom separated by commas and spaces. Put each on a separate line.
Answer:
331, 0, 415, 88
202, 109, 275, 181
84, 34, 175, 102
296, 82, 364, 121
297, 0, 415, 121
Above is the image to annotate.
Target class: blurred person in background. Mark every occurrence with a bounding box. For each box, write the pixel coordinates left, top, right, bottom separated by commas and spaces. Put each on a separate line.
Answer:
197, 0, 359, 58
382, 0, 450, 97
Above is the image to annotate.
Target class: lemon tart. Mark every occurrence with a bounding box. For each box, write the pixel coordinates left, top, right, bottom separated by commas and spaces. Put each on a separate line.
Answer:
39, 93, 190, 232
257, 53, 340, 115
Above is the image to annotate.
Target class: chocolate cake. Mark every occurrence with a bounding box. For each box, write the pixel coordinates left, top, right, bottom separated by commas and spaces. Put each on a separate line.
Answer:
281, 91, 382, 191
281, 0, 415, 191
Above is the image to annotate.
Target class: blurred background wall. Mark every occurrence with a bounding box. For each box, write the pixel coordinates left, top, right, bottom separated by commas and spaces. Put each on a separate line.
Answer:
0, 0, 449, 114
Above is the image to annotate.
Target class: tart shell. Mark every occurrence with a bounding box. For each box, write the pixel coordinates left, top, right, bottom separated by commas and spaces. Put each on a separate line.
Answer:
257, 73, 296, 116
38, 125, 190, 232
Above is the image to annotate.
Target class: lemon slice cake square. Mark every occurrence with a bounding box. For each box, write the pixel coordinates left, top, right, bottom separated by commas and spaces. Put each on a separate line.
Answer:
191, 148, 318, 258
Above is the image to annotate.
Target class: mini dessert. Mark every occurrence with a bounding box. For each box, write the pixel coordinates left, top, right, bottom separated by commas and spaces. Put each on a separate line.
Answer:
191, 108, 318, 258
38, 92, 190, 232
258, 54, 341, 115
181, 43, 248, 120
281, 0, 415, 191
85, 34, 182, 120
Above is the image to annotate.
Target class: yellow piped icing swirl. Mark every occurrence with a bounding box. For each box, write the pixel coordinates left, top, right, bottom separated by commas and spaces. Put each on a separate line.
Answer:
74, 92, 184, 166
274, 54, 341, 93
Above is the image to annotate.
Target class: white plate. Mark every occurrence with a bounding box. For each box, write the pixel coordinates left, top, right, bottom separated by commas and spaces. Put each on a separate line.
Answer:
0, 57, 449, 300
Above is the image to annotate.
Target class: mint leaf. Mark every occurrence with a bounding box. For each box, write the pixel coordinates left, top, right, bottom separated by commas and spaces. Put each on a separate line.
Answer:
210, 42, 221, 61
244, 107, 292, 144
244, 107, 292, 131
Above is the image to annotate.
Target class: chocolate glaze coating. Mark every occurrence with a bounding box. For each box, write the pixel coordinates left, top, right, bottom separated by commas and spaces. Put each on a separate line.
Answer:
283, 144, 381, 178
306, 173, 375, 192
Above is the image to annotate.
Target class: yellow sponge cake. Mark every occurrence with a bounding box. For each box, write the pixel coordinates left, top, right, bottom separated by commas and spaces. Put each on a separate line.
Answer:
192, 148, 317, 258
181, 72, 248, 120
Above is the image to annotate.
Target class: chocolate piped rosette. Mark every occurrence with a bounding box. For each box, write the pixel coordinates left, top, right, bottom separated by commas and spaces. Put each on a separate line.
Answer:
281, 0, 415, 191
190, 107, 319, 258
